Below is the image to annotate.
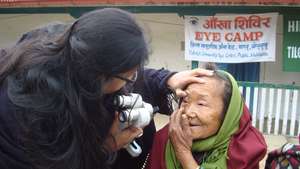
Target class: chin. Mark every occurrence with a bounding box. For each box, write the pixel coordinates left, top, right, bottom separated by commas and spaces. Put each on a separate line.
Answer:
190, 125, 202, 132
190, 127, 204, 139
190, 127, 213, 140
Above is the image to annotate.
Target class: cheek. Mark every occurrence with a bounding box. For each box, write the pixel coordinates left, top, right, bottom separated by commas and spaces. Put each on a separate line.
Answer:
191, 120, 221, 140
206, 113, 223, 135
192, 110, 223, 138
193, 107, 210, 119
210, 119, 222, 133
208, 111, 223, 128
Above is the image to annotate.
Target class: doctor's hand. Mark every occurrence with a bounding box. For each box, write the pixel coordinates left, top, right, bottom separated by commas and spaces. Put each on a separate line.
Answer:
167, 68, 213, 98
104, 112, 143, 152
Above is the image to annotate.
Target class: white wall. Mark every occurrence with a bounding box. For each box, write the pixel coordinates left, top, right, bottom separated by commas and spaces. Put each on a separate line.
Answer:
136, 13, 191, 71
0, 13, 299, 85
0, 14, 74, 48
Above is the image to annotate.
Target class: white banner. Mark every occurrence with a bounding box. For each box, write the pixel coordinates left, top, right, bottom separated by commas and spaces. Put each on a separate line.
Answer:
185, 13, 278, 63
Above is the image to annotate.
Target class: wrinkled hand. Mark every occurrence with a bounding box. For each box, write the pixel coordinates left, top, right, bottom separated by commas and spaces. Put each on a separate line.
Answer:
169, 109, 199, 169
104, 112, 143, 152
169, 108, 193, 154
167, 68, 213, 97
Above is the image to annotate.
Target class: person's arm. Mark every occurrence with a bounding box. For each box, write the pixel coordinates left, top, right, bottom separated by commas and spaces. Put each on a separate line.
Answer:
169, 108, 199, 169
175, 151, 199, 169
133, 68, 175, 115
166, 68, 214, 97
133, 68, 213, 115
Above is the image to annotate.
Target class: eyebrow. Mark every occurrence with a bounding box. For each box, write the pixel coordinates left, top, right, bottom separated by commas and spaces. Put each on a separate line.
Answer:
186, 90, 209, 99
197, 94, 209, 100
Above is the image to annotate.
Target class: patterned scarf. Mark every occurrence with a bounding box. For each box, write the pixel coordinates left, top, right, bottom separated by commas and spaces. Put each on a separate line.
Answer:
265, 143, 300, 169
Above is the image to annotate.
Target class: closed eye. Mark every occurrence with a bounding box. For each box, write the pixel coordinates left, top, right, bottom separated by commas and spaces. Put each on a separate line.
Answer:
197, 101, 207, 106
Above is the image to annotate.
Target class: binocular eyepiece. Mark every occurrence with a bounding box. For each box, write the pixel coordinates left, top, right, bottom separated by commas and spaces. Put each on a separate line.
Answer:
114, 93, 159, 128
113, 93, 159, 157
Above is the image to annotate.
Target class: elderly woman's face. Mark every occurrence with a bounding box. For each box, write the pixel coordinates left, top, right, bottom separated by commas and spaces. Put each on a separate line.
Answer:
181, 77, 224, 140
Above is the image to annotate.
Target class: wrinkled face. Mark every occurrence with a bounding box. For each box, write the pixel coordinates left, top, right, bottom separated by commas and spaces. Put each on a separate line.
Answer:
102, 68, 138, 94
180, 77, 225, 140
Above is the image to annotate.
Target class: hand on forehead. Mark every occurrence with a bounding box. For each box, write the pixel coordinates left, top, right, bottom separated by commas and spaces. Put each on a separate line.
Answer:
181, 76, 224, 108
184, 76, 219, 93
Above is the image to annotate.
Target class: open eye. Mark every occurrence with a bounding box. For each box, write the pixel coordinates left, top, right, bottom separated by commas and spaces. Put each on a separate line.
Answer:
189, 17, 199, 26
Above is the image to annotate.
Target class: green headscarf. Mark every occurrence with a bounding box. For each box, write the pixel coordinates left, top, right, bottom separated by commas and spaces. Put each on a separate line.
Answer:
165, 71, 243, 169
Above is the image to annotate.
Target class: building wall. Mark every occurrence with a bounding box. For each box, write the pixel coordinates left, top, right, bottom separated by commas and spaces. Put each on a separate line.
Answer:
136, 13, 190, 71
0, 13, 299, 85
0, 14, 74, 48
0, 0, 299, 7
260, 15, 300, 85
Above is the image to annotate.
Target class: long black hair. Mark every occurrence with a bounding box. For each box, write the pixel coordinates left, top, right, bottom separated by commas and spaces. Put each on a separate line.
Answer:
2, 8, 148, 169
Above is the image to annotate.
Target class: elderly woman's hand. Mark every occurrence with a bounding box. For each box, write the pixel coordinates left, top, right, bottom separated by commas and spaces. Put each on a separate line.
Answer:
167, 68, 213, 97
169, 108, 193, 153
104, 112, 143, 152
169, 108, 200, 169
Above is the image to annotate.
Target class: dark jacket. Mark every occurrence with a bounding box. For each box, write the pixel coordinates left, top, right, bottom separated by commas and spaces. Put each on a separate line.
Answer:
112, 68, 175, 169
0, 68, 174, 169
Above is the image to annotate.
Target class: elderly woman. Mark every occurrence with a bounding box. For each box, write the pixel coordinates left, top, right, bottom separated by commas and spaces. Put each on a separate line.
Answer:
146, 69, 267, 169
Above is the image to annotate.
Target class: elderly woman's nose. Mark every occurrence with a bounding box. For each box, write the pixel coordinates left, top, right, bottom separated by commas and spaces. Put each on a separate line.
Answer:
184, 104, 197, 118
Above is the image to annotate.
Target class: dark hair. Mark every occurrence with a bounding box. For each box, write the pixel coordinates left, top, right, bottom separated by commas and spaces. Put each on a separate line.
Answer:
17, 22, 68, 44
0, 22, 68, 83
2, 8, 148, 169
202, 63, 232, 120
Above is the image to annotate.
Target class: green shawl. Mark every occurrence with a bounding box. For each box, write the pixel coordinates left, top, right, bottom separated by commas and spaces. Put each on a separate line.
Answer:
165, 71, 243, 169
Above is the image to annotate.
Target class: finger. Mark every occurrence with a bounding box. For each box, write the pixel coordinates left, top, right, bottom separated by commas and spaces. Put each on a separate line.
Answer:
181, 114, 190, 133
127, 127, 143, 138
175, 89, 187, 98
131, 127, 143, 138
174, 107, 184, 125
184, 77, 206, 85
187, 77, 207, 84
110, 112, 120, 135
174, 77, 206, 95
114, 112, 120, 124
111, 127, 142, 151
191, 68, 214, 76
181, 114, 193, 147
169, 108, 182, 132
120, 127, 143, 144
169, 109, 178, 127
